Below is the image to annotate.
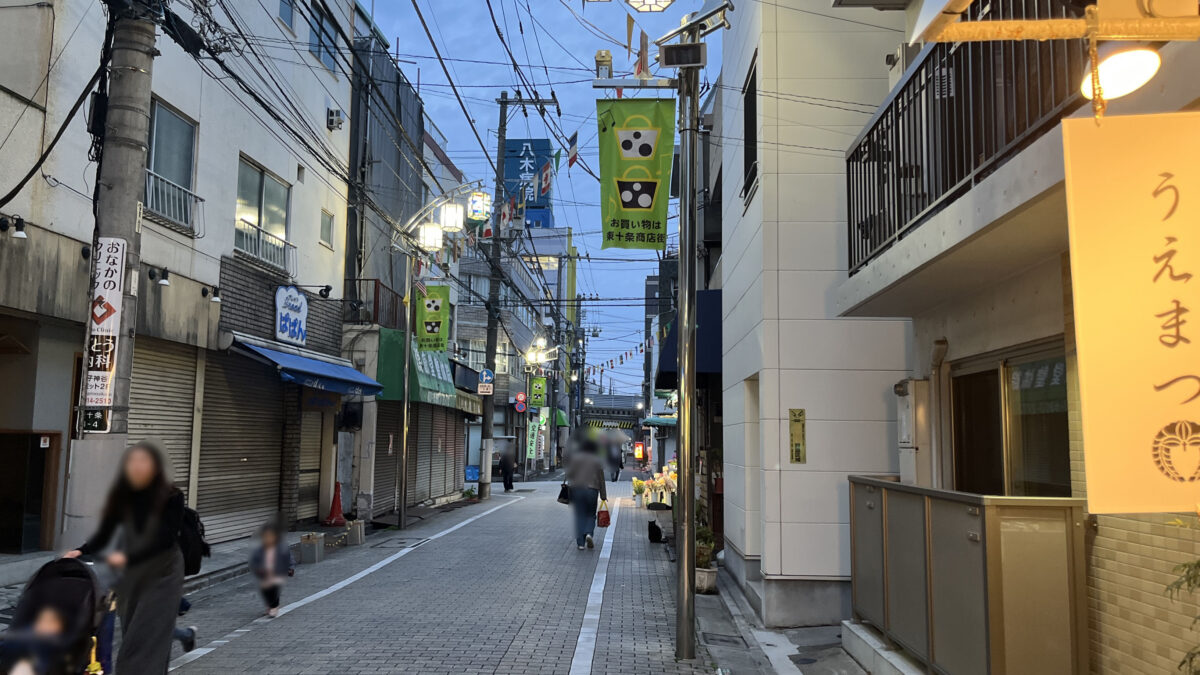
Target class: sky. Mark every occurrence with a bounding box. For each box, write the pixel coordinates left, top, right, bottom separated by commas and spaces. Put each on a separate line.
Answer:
367, 0, 724, 395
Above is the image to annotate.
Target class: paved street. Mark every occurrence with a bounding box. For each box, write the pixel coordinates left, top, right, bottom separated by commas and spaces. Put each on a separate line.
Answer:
167, 482, 712, 674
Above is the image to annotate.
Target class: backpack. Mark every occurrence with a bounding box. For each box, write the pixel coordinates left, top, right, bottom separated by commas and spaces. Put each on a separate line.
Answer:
179, 506, 212, 576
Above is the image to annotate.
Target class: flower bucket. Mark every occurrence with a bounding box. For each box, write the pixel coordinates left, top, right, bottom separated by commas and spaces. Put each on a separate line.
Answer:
634, 495, 643, 507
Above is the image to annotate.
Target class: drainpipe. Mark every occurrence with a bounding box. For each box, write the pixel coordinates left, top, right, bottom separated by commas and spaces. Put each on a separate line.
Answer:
929, 338, 949, 488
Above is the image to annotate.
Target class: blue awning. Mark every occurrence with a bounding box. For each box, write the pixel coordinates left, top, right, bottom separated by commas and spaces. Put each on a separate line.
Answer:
655, 289, 722, 390
240, 343, 383, 396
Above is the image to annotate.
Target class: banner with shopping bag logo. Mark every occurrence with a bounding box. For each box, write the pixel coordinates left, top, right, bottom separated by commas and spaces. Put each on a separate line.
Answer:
597, 98, 676, 250
415, 285, 450, 351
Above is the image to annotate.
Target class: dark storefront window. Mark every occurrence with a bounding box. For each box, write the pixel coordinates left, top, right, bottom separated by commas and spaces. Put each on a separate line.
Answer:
951, 344, 1070, 497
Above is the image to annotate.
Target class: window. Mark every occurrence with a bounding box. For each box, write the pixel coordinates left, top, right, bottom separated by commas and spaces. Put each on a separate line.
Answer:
950, 344, 1070, 497
468, 339, 486, 372
320, 210, 334, 246
741, 61, 758, 200
278, 0, 294, 29
236, 158, 290, 239
148, 101, 195, 189
308, 2, 337, 70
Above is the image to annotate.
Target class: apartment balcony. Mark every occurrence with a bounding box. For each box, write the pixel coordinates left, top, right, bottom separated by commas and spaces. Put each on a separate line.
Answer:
841, 0, 1090, 314
143, 169, 204, 236
344, 278, 404, 330
234, 218, 295, 276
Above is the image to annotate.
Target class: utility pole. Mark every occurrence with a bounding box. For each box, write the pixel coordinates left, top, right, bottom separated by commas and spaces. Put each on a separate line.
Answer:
66, 7, 156, 544
549, 255, 564, 467
481, 90, 558, 499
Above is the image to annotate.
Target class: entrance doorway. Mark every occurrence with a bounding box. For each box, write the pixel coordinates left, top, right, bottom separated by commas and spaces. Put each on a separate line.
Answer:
0, 432, 61, 553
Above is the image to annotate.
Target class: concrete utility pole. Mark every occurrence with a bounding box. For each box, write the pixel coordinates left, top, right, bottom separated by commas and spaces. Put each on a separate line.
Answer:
65, 8, 156, 544
549, 254, 564, 466
480, 90, 559, 499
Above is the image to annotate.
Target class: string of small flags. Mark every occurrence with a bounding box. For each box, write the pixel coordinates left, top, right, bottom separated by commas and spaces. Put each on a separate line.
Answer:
582, 321, 673, 379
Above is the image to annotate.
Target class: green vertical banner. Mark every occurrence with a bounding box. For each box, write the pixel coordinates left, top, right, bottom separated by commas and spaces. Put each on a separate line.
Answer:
415, 285, 450, 351
530, 376, 547, 407
597, 98, 676, 250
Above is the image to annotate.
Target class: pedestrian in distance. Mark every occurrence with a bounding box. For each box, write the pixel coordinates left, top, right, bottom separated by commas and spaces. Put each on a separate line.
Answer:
249, 521, 295, 618
605, 437, 625, 482
64, 439, 185, 674
565, 433, 608, 550
499, 444, 516, 493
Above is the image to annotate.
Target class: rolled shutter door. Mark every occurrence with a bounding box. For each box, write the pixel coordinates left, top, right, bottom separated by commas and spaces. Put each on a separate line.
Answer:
412, 404, 433, 504
373, 401, 402, 517
453, 415, 465, 495
198, 352, 283, 543
297, 410, 322, 521
405, 408, 418, 507
430, 407, 448, 500
128, 338, 196, 499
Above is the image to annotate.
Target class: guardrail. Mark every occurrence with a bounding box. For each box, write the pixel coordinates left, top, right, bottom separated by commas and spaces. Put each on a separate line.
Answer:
144, 169, 203, 235
846, 0, 1089, 274
234, 218, 295, 275
849, 475, 1088, 674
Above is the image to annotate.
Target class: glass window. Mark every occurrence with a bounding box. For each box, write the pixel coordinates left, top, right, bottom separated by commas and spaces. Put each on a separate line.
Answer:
308, 2, 337, 70
279, 0, 294, 28
236, 158, 290, 239
742, 62, 757, 198
148, 101, 195, 188
320, 210, 334, 245
236, 160, 262, 227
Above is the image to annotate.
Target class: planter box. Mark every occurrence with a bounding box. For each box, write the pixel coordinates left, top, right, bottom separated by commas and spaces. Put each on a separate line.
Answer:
346, 520, 365, 546
696, 566, 717, 594
299, 532, 325, 564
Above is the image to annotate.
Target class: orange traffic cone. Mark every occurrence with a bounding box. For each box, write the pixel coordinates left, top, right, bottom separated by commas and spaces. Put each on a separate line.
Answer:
323, 481, 347, 526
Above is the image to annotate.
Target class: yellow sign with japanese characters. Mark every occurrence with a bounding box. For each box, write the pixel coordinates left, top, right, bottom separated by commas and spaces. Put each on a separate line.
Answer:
789, 409, 806, 464
1064, 112, 1200, 514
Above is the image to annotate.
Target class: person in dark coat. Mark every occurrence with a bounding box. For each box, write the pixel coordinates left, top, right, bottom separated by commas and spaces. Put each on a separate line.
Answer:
499, 444, 516, 492
249, 522, 295, 618
65, 439, 184, 674
565, 436, 608, 550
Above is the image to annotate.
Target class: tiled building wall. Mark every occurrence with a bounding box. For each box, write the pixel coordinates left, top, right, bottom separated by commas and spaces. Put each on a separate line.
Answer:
1063, 254, 1200, 674
218, 257, 342, 356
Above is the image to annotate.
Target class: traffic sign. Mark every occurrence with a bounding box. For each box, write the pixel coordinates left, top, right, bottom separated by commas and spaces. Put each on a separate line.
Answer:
515, 400, 527, 413
479, 369, 495, 384
515, 392, 527, 403
478, 383, 494, 395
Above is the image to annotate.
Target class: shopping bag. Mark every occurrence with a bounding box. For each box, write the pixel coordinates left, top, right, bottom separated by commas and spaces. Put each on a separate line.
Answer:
597, 500, 610, 528
557, 482, 570, 504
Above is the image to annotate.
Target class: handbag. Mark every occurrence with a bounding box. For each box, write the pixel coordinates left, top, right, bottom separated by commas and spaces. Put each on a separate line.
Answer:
557, 482, 570, 504
597, 500, 611, 528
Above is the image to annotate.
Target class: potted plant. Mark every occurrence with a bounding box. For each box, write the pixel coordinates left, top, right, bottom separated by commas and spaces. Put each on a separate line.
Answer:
632, 477, 646, 507
696, 526, 717, 594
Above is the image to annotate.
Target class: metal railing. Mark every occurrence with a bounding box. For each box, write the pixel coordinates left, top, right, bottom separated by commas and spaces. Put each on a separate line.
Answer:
234, 218, 295, 275
846, 0, 1089, 274
344, 278, 404, 330
144, 169, 203, 235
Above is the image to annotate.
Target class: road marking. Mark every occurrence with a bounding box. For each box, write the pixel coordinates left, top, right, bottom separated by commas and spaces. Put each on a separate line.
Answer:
569, 498, 620, 675
169, 496, 524, 671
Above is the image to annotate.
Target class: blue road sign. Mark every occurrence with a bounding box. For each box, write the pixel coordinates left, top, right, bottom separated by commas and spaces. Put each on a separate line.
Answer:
479, 369, 495, 384
465, 465, 481, 482
515, 400, 527, 413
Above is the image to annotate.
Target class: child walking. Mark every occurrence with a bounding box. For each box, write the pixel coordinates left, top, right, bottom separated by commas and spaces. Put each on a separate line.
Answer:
248, 524, 294, 617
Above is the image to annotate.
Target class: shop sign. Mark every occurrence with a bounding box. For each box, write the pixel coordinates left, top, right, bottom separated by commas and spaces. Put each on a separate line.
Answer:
596, 98, 676, 250
788, 409, 806, 464
530, 377, 547, 407
1064, 111, 1200, 513
84, 236, 126, 431
416, 285, 450, 352
275, 286, 308, 346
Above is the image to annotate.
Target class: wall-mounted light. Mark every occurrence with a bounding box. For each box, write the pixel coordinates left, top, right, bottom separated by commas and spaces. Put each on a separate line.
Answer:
319, 284, 332, 299
202, 286, 221, 303
148, 267, 171, 287
1081, 43, 1161, 101
0, 216, 27, 240
571, 373, 579, 382
595, 50, 613, 79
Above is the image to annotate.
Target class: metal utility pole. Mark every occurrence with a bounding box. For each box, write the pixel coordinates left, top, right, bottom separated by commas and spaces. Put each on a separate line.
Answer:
481, 90, 557, 498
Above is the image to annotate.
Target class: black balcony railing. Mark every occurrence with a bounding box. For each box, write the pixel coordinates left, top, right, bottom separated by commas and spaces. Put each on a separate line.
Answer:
846, 0, 1089, 275
344, 278, 405, 330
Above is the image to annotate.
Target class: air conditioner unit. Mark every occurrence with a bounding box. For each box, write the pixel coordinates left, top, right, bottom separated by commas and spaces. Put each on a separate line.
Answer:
326, 108, 344, 131
885, 44, 923, 90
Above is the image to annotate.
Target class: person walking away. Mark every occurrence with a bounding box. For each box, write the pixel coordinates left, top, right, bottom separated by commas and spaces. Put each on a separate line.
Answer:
249, 523, 295, 617
499, 444, 516, 492
606, 439, 624, 482
565, 437, 608, 550
64, 439, 185, 674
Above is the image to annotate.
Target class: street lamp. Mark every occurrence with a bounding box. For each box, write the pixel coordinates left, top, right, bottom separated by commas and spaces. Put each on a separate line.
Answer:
417, 222, 443, 251
439, 202, 465, 233
1080, 43, 1161, 101
636, 401, 645, 410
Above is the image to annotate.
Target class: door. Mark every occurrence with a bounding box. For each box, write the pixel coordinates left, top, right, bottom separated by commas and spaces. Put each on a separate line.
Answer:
430, 406, 449, 500
128, 337, 197, 498
373, 401, 403, 517
952, 368, 1004, 495
198, 352, 283, 543
409, 404, 432, 505
297, 410, 322, 521
0, 434, 53, 553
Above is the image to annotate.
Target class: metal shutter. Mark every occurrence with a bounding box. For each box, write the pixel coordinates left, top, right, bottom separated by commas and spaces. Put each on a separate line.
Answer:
373, 401, 402, 517
453, 415, 465, 494
430, 407, 449, 500
411, 404, 433, 504
297, 410, 322, 521
198, 352, 283, 543
128, 338, 196, 499
405, 408, 418, 507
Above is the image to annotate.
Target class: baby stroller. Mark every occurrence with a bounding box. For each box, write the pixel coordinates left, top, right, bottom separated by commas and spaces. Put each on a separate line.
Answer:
0, 558, 111, 675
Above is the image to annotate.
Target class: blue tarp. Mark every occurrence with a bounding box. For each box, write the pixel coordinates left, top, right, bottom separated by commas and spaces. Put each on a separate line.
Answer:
240, 343, 383, 396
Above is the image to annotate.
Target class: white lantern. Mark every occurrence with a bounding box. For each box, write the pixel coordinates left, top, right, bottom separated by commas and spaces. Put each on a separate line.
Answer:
418, 222, 443, 251
627, 0, 673, 11
439, 202, 465, 233
467, 192, 493, 221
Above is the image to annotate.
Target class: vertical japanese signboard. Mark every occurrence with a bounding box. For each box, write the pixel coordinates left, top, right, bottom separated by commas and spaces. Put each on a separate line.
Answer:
788, 409, 807, 464
529, 376, 547, 407
597, 98, 676, 250
1064, 112, 1200, 513
85, 237, 127, 433
416, 285, 450, 352
504, 138, 554, 229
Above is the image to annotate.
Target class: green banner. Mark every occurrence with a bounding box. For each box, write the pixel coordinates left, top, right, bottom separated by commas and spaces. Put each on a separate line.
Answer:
416, 285, 450, 351
530, 376, 547, 407
526, 408, 546, 460
597, 98, 676, 250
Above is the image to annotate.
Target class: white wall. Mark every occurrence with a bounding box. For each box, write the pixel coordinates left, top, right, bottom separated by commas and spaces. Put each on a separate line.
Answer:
722, 0, 910, 580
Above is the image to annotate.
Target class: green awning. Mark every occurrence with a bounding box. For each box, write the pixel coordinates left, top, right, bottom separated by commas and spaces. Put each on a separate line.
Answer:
377, 327, 457, 407
457, 391, 483, 415
556, 408, 570, 427
642, 416, 677, 427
